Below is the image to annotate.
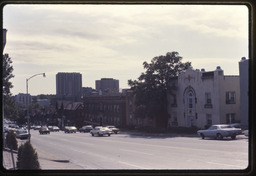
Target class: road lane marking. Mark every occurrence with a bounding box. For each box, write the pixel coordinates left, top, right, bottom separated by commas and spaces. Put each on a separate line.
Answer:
120, 149, 154, 156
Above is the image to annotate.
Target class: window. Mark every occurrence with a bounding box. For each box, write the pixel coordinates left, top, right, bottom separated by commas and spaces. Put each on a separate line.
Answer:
188, 92, 193, 109
226, 113, 235, 124
226, 92, 236, 104
208, 126, 217, 130
204, 92, 213, 108
170, 94, 177, 107
206, 114, 212, 126
205, 92, 211, 104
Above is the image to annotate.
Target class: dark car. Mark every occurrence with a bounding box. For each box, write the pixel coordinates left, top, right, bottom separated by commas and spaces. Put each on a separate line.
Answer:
64, 126, 77, 133
106, 126, 120, 134
79, 125, 93, 133
39, 127, 50, 134
16, 129, 30, 139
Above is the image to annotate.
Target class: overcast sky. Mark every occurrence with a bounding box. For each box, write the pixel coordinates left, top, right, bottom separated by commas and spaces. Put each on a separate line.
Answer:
3, 4, 248, 95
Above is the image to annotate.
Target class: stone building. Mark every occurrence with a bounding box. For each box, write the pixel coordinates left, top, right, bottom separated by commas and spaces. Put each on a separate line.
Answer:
83, 91, 135, 128
168, 66, 240, 129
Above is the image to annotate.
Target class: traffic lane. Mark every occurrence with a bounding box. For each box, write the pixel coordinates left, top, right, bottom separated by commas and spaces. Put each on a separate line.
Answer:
29, 130, 248, 170
96, 135, 248, 169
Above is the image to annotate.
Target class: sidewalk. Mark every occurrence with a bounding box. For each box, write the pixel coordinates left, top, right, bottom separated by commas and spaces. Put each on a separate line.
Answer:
3, 148, 17, 170
3, 146, 83, 170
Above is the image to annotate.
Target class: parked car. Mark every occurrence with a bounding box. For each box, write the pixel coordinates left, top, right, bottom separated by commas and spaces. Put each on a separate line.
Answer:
39, 127, 50, 134
244, 130, 249, 136
229, 123, 241, 128
197, 124, 242, 140
34, 126, 42, 130
90, 126, 112, 137
51, 126, 60, 132
106, 126, 120, 134
16, 129, 30, 139
64, 126, 77, 133
79, 125, 93, 133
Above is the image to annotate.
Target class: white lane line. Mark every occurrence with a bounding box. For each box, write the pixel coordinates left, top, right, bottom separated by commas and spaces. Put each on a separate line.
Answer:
120, 149, 154, 156
206, 161, 247, 169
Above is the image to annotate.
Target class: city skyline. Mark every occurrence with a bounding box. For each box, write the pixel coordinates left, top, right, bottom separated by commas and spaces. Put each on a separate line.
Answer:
3, 5, 248, 95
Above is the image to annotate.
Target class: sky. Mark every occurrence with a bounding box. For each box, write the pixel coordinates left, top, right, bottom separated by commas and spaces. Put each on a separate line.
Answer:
3, 4, 248, 95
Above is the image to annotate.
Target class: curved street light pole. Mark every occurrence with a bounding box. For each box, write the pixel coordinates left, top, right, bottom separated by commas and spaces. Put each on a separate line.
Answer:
26, 73, 46, 142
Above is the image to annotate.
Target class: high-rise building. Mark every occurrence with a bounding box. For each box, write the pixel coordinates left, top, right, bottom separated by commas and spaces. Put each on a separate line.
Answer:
95, 78, 119, 94
56, 72, 82, 101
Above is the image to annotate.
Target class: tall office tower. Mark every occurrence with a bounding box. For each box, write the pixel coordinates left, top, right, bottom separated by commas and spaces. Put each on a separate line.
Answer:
56, 72, 82, 101
95, 78, 119, 94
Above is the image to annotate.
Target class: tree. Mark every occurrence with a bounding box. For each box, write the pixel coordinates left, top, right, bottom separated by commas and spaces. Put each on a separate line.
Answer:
18, 141, 40, 170
128, 52, 191, 129
3, 54, 14, 97
3, 53, 19, 121
6, 131, 18, 150
16, 143, 24, 169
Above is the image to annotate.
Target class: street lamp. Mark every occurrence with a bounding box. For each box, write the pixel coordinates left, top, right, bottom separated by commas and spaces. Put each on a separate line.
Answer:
26, 73, 46, 142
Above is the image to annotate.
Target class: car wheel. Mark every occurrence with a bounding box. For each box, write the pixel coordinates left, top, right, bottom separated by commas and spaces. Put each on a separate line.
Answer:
91, 133, 94, 136
200, 133, 205, 139
216, 133, 223, 140
108, 134, 111, 136
231, 135, 236, 140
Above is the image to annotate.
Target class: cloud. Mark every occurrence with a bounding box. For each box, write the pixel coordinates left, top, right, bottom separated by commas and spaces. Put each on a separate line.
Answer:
3, 4, 248, 95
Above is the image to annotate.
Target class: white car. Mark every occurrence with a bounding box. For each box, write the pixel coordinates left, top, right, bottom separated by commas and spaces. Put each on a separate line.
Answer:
90, 126, 112, 137
197, 124, 242, 140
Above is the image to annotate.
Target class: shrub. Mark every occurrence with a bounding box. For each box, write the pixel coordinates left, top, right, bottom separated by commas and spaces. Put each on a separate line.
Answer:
18, 141, 40, 170
5, 131, 18, 150
16, 143, 24, 169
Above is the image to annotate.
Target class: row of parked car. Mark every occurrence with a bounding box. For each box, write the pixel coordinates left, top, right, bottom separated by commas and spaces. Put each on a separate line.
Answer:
32, 125, 120, 137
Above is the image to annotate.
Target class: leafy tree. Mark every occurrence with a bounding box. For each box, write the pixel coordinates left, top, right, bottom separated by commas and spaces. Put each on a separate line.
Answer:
3, 54, 14, 97
18, 141, 40, 170
6, 131, 18, 150
128, 52, 191, 128
3, 53, 19, 121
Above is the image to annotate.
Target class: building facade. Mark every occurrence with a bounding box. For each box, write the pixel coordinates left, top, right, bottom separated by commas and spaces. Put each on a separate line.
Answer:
83, 92, 135, 128
56, 72, 82, 101
168, 66, 240, 129
239, 57, 249, 129
95, 78, 119, 94
15, 93, 32, 106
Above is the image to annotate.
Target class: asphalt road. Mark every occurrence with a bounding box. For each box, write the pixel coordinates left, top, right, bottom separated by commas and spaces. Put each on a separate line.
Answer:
27, 129, 248, 170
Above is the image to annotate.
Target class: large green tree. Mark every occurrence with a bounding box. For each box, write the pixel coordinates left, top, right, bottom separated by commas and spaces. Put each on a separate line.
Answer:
128, 52, 191, 129
3, 53, 19, 121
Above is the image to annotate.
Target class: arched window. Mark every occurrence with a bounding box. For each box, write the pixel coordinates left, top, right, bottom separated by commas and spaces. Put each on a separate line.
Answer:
187, 90, 194, 109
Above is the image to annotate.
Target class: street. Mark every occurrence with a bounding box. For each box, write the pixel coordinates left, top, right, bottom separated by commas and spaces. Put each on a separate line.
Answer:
21, 129, 248, 170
